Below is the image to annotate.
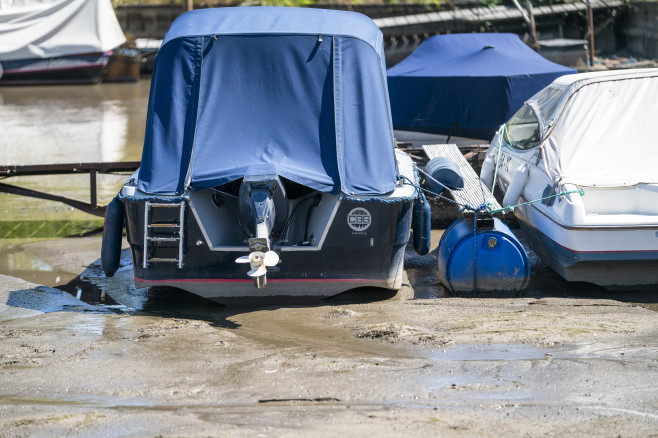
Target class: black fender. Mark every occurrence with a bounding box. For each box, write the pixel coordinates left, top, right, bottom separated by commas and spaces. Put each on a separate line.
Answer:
412, 194, 431, 256
101, 196, 125, 277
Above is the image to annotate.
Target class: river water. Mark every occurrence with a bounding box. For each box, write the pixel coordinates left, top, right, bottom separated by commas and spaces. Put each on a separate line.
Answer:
0, 81, 150, 228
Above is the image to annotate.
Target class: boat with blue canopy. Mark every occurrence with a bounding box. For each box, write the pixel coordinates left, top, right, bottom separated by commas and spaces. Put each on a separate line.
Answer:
101, 7, 426, 305
388, 33, 576, 141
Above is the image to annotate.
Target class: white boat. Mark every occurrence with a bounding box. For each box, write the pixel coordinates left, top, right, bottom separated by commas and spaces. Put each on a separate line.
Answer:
0, 0, 125, 85
481, 68, 658, 289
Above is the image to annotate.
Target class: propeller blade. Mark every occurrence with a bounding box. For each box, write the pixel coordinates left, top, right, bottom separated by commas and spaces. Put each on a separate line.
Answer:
235, 256, 251, 263
248, 266, 268, 277
263, 250, 279, 267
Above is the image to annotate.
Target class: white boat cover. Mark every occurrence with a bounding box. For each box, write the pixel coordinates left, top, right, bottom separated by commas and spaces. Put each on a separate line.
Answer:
0, 0, 125, 61
533, 69, 658, 187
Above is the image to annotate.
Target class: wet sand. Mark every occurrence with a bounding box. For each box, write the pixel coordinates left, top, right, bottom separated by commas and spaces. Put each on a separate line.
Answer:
1, 236, 657, 437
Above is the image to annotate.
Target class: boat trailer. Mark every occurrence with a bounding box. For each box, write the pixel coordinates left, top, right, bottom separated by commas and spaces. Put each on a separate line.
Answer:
0, 161, 140, 217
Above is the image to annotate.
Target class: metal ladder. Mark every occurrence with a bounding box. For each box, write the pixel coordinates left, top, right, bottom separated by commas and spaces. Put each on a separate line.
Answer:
143, 201, 185, 269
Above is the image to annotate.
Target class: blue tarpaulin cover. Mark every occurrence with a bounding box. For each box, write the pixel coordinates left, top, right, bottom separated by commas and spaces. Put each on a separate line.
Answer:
387, 33, 576, 140
137, 7, 397, 196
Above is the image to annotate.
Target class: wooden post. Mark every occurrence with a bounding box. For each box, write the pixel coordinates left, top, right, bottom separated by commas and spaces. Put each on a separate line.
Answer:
511, 0, 537, 48
183, 0, 193, 12
526, 0, 537, 49
587, 1, 595, 67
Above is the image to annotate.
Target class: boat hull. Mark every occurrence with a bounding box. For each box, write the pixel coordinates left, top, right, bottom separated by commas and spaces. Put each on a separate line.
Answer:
516, 203, 658, 288
103, 53, 140, 83
0, 54, 109, 86
122, 195, 412, 305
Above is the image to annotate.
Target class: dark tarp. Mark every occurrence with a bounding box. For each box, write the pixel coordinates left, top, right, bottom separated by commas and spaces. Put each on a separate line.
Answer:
387, 33, 576, 140
137, 7, 397, 196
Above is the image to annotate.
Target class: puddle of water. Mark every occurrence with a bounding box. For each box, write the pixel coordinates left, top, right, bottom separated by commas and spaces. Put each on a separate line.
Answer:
76, 253, 148, 313
428, 344, 553, 361
5, 286, 104, 314
0, 240, 132, 313
427, 342, 658, 363
405, 230, 450, 299
0, 242, 77, 287
0, 394, 155, 409
57, 279, 121, 307
66, 315, 107, 335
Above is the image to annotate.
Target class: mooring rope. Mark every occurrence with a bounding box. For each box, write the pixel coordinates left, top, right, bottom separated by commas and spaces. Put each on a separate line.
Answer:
415, 166, 475, 209
399, 172, 584, 217
397, 174, 478, 211
400, 157, 585, 295
472, 208, 479, 296
486, 188, 584, 215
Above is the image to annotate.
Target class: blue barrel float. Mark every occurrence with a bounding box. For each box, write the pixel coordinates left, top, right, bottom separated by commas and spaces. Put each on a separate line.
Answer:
438, 217, 529, 292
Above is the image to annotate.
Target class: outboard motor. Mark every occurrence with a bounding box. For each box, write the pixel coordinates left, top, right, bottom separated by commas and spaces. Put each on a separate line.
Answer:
235, 175, 288, 289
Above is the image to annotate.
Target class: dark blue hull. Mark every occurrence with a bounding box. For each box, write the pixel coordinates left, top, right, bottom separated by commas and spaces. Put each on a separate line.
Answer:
122, 196, 413, 305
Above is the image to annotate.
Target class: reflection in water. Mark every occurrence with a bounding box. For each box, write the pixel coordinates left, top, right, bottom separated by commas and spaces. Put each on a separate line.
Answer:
0, 81, 151, 223
0, 81, 150, 164
0, 244, 67, 286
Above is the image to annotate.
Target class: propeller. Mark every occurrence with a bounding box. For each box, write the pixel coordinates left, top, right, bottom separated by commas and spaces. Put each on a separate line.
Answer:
235, 250, 280, 279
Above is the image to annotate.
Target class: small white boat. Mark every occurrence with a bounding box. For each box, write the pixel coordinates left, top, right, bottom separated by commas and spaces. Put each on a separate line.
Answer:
0, 0, 125, 85
481, 68, 658, 289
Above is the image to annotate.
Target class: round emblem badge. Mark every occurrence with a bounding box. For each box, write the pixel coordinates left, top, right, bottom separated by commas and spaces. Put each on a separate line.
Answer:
347, 207, 371, 232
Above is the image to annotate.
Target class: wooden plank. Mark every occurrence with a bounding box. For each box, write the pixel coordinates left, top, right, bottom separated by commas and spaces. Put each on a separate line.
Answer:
422, 144, 501, 213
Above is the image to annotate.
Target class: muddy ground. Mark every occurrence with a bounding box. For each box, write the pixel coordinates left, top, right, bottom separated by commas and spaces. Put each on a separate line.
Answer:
0, 236, 657, 437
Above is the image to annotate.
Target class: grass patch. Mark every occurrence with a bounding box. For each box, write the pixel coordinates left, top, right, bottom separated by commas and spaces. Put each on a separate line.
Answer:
0, 220, 104, 239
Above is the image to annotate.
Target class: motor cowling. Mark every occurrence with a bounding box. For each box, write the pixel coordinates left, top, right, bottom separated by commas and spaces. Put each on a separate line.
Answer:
238, 174, 288, 238
236, 175, 288, 289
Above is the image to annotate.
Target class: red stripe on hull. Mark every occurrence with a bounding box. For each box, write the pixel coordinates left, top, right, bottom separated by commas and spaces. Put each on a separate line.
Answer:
3, 62, 107, 75
135, 276, 387, 284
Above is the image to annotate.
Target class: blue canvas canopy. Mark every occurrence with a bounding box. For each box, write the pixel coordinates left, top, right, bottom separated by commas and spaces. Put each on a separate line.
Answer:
137, 7, 397, 196
387, 33, 576, 140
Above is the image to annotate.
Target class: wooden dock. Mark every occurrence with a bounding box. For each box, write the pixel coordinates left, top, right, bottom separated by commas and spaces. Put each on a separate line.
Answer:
374, 0, 624, 35
422, 144, 501, 214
